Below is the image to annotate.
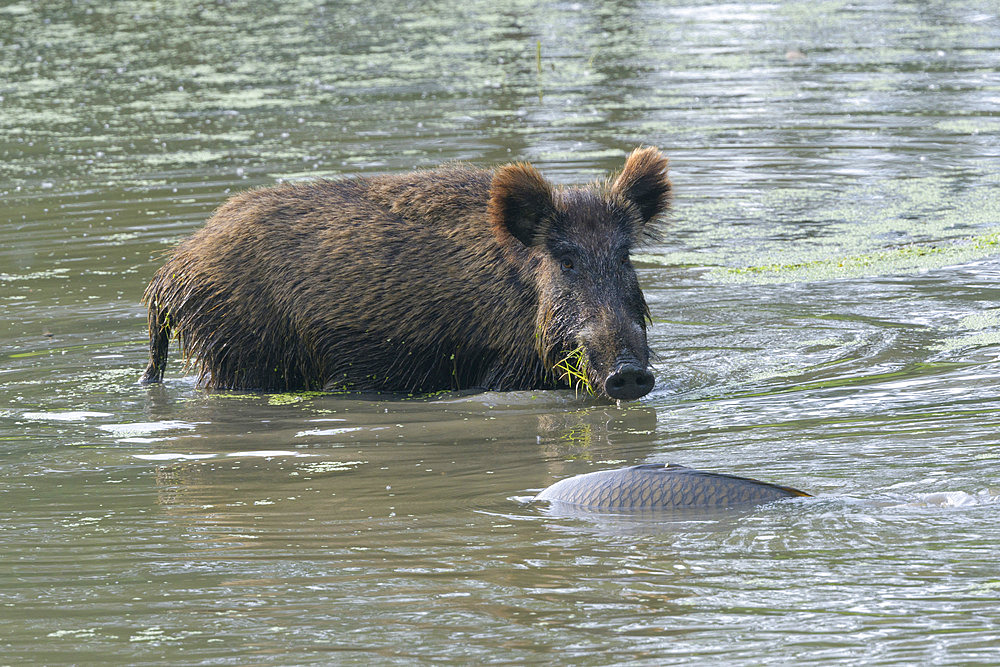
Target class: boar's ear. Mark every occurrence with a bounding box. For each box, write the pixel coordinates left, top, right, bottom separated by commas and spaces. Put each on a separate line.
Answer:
610, 147, 671, 225
488, 163, 556, 247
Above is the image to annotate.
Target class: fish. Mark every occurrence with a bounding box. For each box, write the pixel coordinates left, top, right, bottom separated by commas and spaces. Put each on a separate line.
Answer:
535, 463, 810, 511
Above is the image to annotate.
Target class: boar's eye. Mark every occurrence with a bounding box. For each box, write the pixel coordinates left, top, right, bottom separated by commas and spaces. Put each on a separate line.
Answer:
560, 257, 575, 272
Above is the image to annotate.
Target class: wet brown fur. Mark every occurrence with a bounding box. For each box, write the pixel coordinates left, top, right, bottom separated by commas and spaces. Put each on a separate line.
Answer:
141, 148, 671, 397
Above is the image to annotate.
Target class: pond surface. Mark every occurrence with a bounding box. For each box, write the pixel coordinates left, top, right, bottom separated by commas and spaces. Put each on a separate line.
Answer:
3, 0, 1000, 663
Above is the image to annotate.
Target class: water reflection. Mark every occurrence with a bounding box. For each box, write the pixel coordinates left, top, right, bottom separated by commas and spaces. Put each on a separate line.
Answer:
133, 394, 663, 522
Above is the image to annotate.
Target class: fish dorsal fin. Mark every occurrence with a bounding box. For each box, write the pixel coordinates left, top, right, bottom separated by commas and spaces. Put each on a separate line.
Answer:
629, 463, 689, 471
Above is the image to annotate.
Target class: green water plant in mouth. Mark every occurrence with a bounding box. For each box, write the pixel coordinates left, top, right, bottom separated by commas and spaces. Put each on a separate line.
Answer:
553, 346, 595, 397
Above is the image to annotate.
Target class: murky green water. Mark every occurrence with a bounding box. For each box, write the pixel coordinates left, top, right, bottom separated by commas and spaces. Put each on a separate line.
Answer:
3, 0, 1000, 663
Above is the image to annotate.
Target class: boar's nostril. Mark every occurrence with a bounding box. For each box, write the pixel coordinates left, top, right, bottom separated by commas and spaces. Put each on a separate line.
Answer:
604, 364, 655, 400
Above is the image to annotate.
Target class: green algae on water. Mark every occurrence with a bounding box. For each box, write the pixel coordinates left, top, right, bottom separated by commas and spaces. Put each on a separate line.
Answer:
266, 391, 330, 405
718, 230, 1000, 284
928, 308, 1000, 353
211, 390, 330, 405
636, 228, 1000, 285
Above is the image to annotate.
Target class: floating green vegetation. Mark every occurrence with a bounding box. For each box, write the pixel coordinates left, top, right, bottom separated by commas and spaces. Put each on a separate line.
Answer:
641, 171, 1000, 285
930, 331, 1000, 353
956, 309, 1000, 331
553, 346, 595, 397
928, 308, 1000, 353
212, 390, 330, 405
402, 389, 455, 401
267, 391, 329, 406
211, 392, 255, 401
713, 229, 1000, 284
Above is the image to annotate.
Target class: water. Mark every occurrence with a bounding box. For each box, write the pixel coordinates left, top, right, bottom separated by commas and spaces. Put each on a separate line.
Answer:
3, 0, 1000, 663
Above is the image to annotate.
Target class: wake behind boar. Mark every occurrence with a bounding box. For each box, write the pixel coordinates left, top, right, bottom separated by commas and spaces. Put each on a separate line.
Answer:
140, 147, 671, 400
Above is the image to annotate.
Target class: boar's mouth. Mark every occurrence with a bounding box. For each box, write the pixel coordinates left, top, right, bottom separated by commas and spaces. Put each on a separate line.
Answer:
552, 346, 596, 397
551, 346, 654, 401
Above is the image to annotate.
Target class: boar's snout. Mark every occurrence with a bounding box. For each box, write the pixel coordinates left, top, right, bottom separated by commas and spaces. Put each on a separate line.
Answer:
604, 362, 655, 400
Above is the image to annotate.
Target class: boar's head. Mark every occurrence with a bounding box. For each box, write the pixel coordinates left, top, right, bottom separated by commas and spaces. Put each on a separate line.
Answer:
489, 147, 671, 400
